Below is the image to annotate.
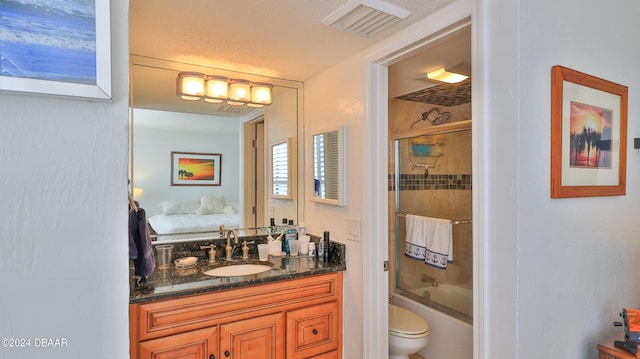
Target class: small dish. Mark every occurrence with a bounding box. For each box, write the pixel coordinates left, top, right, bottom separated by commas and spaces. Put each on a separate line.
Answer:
270, 252, 286, 257
174, 256, 198, 268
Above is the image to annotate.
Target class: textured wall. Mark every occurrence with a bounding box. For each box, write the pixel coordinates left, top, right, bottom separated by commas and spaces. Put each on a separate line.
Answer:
515, 1, 640, 358
304, 54, 365, 359
0, 1, 130, 358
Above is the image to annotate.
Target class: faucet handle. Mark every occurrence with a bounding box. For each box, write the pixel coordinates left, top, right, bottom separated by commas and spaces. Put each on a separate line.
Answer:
200, 244, 217, 263
241, 241, 255, 259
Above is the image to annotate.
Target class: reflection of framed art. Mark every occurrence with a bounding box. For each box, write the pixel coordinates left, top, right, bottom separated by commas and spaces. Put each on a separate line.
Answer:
551, 65, 628, 198
171, 152, 222, 186
0, 0, 112, 100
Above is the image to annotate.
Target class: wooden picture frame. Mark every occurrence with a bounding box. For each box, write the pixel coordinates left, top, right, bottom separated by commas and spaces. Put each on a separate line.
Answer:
551, 65, 628, 198
0, 0, 112, 100
171, 152, 221, 186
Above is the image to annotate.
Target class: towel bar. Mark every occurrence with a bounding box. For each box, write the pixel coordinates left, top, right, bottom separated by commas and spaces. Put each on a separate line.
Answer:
395, 212, 471, 225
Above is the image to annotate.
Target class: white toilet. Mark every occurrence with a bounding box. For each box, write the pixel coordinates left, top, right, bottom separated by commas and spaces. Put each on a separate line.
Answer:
388, 303, 430, 359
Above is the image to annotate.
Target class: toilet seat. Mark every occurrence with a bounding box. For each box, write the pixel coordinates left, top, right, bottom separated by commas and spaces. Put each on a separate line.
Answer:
389, 304, 429, 339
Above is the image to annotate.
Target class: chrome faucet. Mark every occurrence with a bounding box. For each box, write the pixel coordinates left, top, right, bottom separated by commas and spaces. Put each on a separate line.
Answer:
225, 229, 238, 260
421, 274, 438, 287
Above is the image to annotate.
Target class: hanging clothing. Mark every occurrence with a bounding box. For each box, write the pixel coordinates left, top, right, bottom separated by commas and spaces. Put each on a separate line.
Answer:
129, 206, 155, 277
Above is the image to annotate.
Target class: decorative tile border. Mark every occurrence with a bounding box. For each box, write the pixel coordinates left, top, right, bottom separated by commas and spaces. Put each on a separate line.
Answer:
388, 173, 472, 191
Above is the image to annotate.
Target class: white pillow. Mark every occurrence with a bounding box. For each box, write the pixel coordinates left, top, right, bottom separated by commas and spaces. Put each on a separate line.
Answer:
196, 195, 226, 215
223, 205, 236, 214
158, 201, 200, 215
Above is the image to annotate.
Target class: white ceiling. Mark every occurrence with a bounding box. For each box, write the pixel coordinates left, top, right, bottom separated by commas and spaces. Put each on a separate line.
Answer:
129, 0, 468, 116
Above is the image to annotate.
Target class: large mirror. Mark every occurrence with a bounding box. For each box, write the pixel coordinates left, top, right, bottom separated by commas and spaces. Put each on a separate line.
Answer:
311, 125, 346, 206
129, 56, 303, 241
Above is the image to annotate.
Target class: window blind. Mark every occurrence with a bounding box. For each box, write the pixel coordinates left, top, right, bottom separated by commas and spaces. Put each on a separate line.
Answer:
272, 142, 289, 196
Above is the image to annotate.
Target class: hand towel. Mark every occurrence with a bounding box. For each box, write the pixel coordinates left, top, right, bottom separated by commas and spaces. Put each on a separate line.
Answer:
404, 214, 453, 269
129, 207, 156, 277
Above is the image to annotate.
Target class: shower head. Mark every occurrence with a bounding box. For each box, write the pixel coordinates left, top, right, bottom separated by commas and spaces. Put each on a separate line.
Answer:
410, 107, 451, 128
421, 108, 451, 125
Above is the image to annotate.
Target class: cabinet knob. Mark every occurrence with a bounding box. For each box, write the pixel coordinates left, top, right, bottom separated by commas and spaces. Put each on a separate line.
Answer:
225, 350, 230, 357
210, 355, 215, 359
312, 329, 318, 335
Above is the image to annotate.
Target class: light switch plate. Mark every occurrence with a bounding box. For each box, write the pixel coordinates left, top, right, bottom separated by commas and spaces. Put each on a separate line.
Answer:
346, 218, 360, 241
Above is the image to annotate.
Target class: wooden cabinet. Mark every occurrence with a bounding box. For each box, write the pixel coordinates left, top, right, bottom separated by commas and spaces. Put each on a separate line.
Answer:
130, 272, 342, 359
597, 336, 639, 359
286, 302, 340, 358
220, 313, 285, 359
139, 326, 218, 359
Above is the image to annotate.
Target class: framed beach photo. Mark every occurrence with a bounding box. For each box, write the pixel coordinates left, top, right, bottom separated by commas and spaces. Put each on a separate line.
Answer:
0, 0, 112, 100
550, 65, 628, 198
171, 152, 222, 186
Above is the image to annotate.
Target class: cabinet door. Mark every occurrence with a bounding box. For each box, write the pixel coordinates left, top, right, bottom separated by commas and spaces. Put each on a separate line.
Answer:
220, 312, 285, 359
139, 326, 218, 359
308, 350, 339, 359
286, 301, 340, 358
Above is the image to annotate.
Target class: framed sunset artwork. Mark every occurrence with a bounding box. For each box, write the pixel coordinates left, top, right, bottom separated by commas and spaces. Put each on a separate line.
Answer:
550, 65, 628, 198
171, 152, 221, 186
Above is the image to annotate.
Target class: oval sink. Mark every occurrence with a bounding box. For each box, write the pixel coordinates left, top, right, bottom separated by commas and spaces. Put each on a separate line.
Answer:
203, 263, 273, 277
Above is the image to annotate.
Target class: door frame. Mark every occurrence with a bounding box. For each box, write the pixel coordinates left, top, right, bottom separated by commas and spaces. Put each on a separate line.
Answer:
360, 1, 479, 358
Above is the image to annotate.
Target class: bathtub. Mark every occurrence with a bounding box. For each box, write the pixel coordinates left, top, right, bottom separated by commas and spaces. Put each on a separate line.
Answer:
393, 285, 472, 359
406, 284, 473, 319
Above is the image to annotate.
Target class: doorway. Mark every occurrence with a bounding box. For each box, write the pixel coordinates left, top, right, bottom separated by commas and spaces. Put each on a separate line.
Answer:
361, 3, 476, 358
243, 118, 265, 228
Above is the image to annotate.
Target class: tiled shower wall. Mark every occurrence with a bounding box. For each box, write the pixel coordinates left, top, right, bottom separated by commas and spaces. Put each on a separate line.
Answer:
390, 173, 472, 192
388, 98, 472, 294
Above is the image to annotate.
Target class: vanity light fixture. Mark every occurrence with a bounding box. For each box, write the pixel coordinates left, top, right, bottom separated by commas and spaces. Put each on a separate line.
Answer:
227, 79, 252, 105
176, 72, 206, 100
176, 72, 273, 107
204, 75, 229, 103
247, 82, 274, 108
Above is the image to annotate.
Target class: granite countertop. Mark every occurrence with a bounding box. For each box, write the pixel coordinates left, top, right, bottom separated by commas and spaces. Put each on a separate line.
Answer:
130, 240, 346, 304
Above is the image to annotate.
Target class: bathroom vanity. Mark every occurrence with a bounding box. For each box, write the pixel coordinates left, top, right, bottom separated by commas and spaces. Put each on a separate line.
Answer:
129, 243, 345, 359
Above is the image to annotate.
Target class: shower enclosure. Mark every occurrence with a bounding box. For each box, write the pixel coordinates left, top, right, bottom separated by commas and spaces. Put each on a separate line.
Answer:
391, 120, 472, 323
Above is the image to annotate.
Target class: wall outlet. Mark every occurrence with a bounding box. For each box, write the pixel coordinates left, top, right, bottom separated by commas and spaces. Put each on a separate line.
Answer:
346, 218, 361, 241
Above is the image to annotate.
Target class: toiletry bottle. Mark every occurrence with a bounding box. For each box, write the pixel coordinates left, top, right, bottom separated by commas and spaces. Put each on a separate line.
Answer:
308, 241, 316, 257
286, 219, 297, 249
323, 231, 330, 262
282, 219, 290, 254
298, 223, 306, 237
317, 239, 324, 261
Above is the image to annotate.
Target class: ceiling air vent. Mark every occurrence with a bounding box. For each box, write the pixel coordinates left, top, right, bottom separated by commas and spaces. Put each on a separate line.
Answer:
322, 0, 411, 38
213, 105, 251, 114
